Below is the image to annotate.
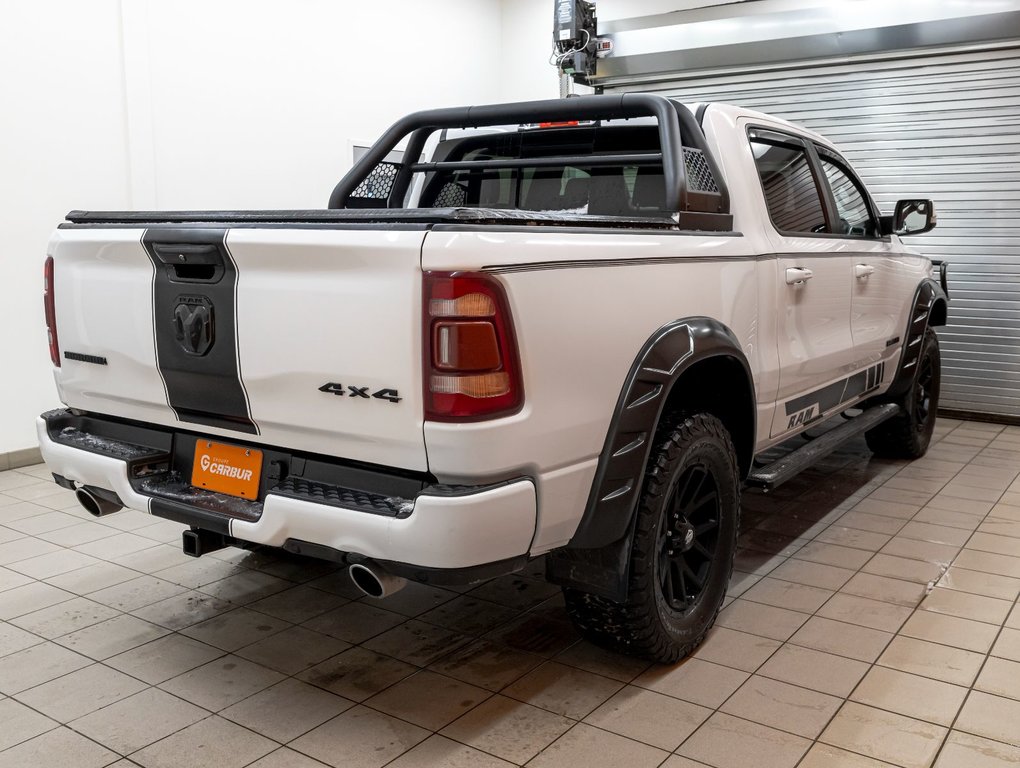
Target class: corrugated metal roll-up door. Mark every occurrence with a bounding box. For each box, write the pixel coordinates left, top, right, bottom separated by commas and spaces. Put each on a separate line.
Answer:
610, 45, 1020, 419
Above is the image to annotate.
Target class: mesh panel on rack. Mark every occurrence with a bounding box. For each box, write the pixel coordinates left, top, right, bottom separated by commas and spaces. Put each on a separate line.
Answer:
351, 161, 399, 199
434, 182, 468, 207
682, 148, 719, 193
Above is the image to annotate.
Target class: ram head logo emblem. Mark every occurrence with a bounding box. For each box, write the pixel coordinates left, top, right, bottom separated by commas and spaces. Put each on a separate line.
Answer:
173, 297, 214, 356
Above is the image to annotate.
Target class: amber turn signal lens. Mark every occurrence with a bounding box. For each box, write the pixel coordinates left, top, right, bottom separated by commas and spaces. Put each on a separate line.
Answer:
429, 293, 495, 318
431, 372, 511, 398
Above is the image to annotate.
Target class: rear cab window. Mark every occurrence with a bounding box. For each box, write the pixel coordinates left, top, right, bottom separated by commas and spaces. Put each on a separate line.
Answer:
748, 127, 883, 239
748, 131, 828, 234
416, 125, 670, 217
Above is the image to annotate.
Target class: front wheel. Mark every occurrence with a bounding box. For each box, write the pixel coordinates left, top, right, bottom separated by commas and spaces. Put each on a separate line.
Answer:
563, 413, 740, 664
866, 327, 941, 459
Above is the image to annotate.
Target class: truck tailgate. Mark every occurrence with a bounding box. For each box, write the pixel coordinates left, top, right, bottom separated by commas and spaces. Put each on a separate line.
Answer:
50, 226, 428, 471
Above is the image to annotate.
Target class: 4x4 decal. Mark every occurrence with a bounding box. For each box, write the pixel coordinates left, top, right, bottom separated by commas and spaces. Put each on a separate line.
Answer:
318, 382, 402, 403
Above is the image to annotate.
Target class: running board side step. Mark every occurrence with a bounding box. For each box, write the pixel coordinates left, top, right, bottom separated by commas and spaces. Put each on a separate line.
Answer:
746, 403, 901, 492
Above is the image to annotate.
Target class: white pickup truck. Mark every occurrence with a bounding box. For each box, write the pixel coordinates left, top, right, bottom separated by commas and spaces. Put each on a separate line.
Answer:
39, 94, 948, 662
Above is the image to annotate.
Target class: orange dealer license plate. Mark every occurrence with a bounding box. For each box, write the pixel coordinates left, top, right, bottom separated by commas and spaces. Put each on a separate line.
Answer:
192, 440, 263, 500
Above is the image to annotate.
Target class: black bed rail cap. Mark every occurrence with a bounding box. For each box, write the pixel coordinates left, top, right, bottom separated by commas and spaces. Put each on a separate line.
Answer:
60, 207, 687, 230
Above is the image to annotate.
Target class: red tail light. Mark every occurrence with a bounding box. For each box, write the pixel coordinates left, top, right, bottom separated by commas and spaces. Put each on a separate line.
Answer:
44, 256, 60, 367
423, 272, 523, 421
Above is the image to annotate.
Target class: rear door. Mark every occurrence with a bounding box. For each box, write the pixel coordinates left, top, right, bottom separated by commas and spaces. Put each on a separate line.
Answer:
51, 225, 429, 471
745, 128, 856, 437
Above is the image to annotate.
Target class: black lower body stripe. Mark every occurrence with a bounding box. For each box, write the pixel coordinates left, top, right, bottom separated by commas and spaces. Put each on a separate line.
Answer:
784, 361, 885, 418
142, 229, 258, 435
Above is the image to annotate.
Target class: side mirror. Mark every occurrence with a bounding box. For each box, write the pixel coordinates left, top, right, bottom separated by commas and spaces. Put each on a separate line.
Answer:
893, 199, 936, 236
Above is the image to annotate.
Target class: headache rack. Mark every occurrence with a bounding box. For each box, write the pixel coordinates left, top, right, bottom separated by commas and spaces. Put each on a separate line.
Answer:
328, 94, 733, 232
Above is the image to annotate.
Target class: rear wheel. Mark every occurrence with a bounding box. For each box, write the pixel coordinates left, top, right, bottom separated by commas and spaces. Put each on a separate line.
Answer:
866, 328, 941, 459
563, 413, 740, 663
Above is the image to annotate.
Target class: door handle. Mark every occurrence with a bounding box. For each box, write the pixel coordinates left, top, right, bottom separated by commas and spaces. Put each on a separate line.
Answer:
785, 267, 814, 285
855, 264, 876, 279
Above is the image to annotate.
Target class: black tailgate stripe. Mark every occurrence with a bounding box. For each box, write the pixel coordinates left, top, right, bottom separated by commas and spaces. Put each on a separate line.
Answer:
221, 235, 258, 432
143, 228, 258, 435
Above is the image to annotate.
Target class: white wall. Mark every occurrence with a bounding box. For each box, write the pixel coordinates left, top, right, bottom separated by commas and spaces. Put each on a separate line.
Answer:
0, 0, 740, 456
499, 0, 561, 102
0, 1, 132, 456
3, 0, 701, 455
138, 1, 506, 209
0, 0, 514, 455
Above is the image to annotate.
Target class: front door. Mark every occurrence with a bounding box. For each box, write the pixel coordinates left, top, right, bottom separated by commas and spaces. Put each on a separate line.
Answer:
811, 148, 927, 376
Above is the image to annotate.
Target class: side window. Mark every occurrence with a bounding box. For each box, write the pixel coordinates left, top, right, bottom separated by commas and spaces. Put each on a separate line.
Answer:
750, 138, 827, 234
819, 156, 878, 237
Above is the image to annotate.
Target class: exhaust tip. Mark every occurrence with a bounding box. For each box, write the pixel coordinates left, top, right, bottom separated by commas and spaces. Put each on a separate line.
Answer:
348, 561, 407, 599
75, 486, 124, 517
75, 488, 101, 516
349, 563, 385, 598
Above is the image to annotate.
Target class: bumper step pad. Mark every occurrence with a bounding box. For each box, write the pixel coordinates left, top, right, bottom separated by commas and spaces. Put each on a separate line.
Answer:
270, 476, 411, 517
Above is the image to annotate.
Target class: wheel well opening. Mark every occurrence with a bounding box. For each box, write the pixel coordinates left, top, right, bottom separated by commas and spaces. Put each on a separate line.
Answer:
661, 356, 755, 479
930, 298, 948, 327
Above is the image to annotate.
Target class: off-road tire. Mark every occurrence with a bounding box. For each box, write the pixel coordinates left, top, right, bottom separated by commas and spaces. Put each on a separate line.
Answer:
563, 413, 741, 664
866, 328, 941, 460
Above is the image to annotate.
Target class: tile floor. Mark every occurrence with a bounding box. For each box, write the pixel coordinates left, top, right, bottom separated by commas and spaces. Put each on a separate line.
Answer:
1, 418, 1020, 767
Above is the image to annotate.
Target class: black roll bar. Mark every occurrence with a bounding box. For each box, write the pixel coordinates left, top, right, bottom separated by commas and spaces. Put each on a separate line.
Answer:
411, 153, 664, 173
328, 94, 694, 212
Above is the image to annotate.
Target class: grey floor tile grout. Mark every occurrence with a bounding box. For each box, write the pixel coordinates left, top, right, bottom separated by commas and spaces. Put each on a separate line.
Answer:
924, 515, 1020, 766
671, 423, 1019, 766
806, 425, 1019, 767
4, 422, 1020, 768
6, 588, 537, 765
782, 422, 1007, 767
927, 606, 1020, 765
785, 466, 958, 767
0, 713, 62, 756
141, 574, 576, 765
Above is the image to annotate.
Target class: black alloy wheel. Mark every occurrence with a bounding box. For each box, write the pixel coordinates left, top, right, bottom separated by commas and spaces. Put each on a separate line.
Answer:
913, 353, 935, 432
865, 327, 941, 460
563, 412, 740, 664
657, 464, 720, 615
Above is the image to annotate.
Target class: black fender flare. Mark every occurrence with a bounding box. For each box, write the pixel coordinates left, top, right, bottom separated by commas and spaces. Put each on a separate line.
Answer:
569, 317, 754, 551
546, 317, 755, 600
884, 277, 948, 399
